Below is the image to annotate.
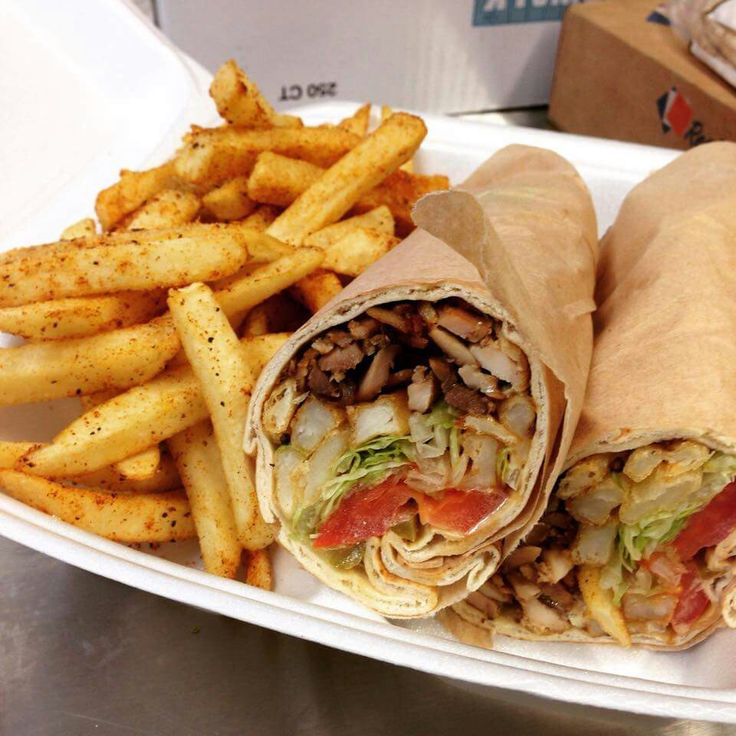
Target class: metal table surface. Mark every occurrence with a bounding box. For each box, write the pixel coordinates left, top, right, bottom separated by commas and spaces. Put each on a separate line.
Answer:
1, 536, 733, 736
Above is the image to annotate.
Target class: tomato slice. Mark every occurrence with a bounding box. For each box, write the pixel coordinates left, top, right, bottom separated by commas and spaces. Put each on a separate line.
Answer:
312, 478, 413, 549
671, 563, 710, 632
673, 481, 736, 561
312, 479, 506, 549
416, 489, 506, 534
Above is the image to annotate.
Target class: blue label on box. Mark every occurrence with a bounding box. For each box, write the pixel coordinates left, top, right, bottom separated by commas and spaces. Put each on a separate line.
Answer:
472, 0, 577, 25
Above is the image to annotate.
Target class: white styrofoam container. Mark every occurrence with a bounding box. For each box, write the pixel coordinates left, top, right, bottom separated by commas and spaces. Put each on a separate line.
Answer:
154, 0, 577, 114
3, 0, 736, 723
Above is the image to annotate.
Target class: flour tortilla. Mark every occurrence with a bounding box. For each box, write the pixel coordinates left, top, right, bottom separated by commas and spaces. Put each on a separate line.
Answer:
246, 145, 597, 618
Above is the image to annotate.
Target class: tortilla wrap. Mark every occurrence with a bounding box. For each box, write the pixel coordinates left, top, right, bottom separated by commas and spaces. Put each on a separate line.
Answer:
246, 144, 597, 618
444, 141, 736, 648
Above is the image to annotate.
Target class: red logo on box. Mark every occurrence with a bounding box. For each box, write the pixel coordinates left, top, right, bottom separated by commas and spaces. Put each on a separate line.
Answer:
656, 87, 711, 146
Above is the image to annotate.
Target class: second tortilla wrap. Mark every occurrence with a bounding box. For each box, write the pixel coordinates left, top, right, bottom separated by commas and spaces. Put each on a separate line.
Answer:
444, 142, 736, 648
246, 144, 597, 618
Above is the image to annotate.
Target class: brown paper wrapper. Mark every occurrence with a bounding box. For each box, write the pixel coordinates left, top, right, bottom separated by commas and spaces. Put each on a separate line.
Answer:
246, 145, 597, 618
447, 141, 736, 649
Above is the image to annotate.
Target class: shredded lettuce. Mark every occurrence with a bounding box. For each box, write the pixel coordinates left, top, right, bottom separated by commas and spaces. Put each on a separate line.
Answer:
496, 447, 512, 486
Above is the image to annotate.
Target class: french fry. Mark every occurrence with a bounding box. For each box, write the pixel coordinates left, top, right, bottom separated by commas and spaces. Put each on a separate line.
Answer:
174, 125, 360, 187
169, 420, 242, 578
245, 548, 273, 591
202, 176, 256, 221
95, 161, 178, 231
19, 365, 208, 476
72, 452, 181, 494
351, 169, 449, 236
0, 290, 164, 340
322, 228, 399, 277
114, 445, 161, 482
240, 333, 291, 380
304, 206, 395, 248
247, 152, 323, 208
266, 113, 426, 245
0, 225, 253, 307
210, 59, 302, 129
0, 441, 33, 468
240, 303, 270, 337
242, 205, 280, 231
338, 103, 371, 138
381, 106, 414, 172
215, 247, 324, 325
0, 316, 180, 406
122, 189, 200, 230
290, 269, 343, 313
61, 218, 97, 240
0, 469, 195, 543
168, 283, 273, 549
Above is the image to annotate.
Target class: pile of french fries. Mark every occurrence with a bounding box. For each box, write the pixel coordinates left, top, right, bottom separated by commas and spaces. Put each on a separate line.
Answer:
0, 60, 449, 590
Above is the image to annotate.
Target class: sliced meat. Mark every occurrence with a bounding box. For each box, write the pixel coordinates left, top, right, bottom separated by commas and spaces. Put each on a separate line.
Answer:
366, 306, 410, 332
444, 383, 490, 415
428, 327, 477, 366
407, 366, 437, 413
437, 305, 492, 342
308, 365, 339, 398
318, 343, 364, 373
458, 364, 503, 398
356, 345, 400, 401
348, 317, 379, 339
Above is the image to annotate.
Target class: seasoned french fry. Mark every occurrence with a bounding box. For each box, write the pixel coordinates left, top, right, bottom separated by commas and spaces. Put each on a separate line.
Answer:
19, 366, 208, 476
96, 161, 178, 231
0, 469, 195, 542
381, 106, 414, 172
0, 316, 180, 406
122, 189, 200, 230
0, 441, 33, 468
169, 421, 242, 578
73, 451, 181, 494
202, 176, 256, 221
0, 225, 252, 307
245, 548, 273, 590
247, 152, 323, 208
114, 445, 161, 481
266, 113, 426, 245
240, 333, 291, 380
0, 290, 164, 341
338, 103, 371, 137
168, 283, 273, 549
61, 218, 97, 240
174, 126, 359, 187
304, 206, 395, 248
210, 60, 302, 129
323, 228, 399, 277
290, 269, 343, 313
352, 169, 449, 236
240, 303, 270, 337
242, 205, 280, 231
215, 247, 324, 325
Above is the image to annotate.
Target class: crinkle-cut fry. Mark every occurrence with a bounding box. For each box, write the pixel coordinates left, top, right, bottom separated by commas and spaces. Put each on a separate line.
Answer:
351, 169, 449, 236
338, 103, 371, 138
174, 125, 359, 187
61, 218, 97, 240
0, 469, 195, 543
266, 112, 426, 245
0, 226, 252, 307
322, 228, 399, 277
247, 152, 323, 208
202, 177, 256, 221
18, 365, 209, 477
304, 207, 395, 248
240, 303, 270, 337
290, 269, 343, 313
0, 316, 180, 406
209, 59, 302, 129
169, 420, 242, 578
121, 189, 201, 230
245, 547, 273, 590
242, 205, 280, 232
95, 161, 178, 231
215, 247, 324, 326
0, 290, 165, 341
168, 283, 273, 550
240, 333, 291, 380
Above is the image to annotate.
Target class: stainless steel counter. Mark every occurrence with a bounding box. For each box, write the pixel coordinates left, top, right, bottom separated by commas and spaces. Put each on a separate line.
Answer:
1, 536, 732, 735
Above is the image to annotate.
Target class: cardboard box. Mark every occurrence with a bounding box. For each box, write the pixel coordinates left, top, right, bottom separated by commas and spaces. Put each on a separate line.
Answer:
155, 0, 582, 113
549, 0, 736, 149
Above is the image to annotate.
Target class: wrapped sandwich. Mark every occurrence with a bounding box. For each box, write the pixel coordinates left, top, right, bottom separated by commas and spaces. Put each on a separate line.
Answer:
445, 142, 736, 648
246, 145, 598, 618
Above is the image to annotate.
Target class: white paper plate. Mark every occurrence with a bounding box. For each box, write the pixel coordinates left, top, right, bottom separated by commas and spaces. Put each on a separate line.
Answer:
3, 0, 736, 724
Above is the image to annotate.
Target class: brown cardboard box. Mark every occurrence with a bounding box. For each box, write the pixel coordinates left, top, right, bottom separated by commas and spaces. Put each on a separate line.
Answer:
549, 0, 736, 149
